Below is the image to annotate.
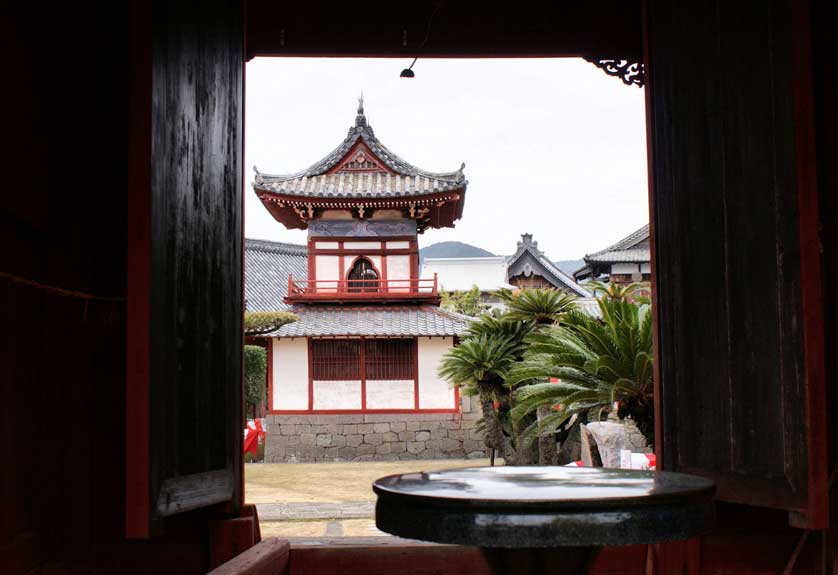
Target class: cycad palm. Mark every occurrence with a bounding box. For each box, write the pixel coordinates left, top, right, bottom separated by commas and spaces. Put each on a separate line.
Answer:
585, 280, 648, 304
508, 298, 655, 446
500, 288, 578, 324
438, 334, 524, 457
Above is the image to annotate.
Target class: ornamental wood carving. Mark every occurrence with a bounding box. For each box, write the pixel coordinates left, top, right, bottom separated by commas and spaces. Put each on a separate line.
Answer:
583, 56, 644, 87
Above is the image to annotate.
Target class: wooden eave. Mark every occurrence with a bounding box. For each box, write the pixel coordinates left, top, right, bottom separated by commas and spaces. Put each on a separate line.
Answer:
254, 187, 466, 231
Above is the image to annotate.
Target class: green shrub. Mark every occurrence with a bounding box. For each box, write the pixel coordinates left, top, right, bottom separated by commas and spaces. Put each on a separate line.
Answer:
244, 345, 267, 413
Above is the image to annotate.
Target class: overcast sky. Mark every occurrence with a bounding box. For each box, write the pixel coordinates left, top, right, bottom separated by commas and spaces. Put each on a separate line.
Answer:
245, 58, 648, 261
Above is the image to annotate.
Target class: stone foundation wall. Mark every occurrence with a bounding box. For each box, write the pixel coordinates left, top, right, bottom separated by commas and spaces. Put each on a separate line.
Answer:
264, 395, 487, 463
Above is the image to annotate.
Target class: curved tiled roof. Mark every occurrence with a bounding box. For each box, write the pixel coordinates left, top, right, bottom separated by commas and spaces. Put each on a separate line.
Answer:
583, 224, 650, 264
506, 234, 591, 298
253, 100, 466, 199
245, 238, 308, 312
265, 305, 471, 338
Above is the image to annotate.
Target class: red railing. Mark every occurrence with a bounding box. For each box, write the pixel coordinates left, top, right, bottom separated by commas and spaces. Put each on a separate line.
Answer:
285, 274, 439, 303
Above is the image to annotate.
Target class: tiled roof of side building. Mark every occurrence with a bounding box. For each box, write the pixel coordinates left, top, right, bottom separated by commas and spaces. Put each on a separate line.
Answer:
583, 224, 650, 264
244, 238, 308, 312
506, 234, 591, 298
264, 305, 472, 338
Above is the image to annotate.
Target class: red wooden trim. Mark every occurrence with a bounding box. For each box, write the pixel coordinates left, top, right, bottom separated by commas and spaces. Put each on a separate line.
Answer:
206, 537, 290, 575
269, 409, 460, 415
267, 339, 274, 413
309, 248, 416, 256
307, 338, 314, 411
453, 382, 460, 412
360, 337, 367, 410
641, 0, 664, 471
413, 338, 420, 410
791, 0, 829, 530
381, 252, 388, 283
308, 237, 316, 282
337, 241, 345, 280
309, 235, 417, 243
125, 0, 152, 539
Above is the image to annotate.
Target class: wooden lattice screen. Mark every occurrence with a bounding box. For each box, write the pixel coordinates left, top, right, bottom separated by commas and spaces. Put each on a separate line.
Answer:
310, 340, 361, 380
365, 339, 415, 380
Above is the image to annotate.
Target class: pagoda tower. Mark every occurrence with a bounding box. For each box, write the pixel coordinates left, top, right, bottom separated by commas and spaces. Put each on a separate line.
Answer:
250, 99, 484, 463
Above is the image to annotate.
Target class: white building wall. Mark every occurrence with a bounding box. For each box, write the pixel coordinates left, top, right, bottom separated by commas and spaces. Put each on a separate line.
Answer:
418, 337, 456, 409
315, 255, 340, 290
313, 380, 362, 410
386, 255, 411, 292
366, 379, 415, 409
272, 338, 309, 410
611, 262, 641, 275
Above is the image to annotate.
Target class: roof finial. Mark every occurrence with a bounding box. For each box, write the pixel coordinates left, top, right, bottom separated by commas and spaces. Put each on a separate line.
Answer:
354, 91, 368, 130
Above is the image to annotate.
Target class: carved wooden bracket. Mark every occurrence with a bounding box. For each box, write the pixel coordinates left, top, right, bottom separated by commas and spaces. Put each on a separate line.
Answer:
583, 56, 644, 87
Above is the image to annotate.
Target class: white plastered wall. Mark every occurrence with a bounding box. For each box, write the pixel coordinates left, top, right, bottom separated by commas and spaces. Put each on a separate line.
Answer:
386, 255, 411, 292
418, 337, 456, 409
315, 255, 340, 290
313, 381, 362, 410
272, 338, 309, 410
366, 379, 415, 409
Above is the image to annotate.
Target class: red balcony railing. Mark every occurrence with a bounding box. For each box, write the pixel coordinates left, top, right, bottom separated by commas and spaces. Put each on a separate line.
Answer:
285, 275, 439, 304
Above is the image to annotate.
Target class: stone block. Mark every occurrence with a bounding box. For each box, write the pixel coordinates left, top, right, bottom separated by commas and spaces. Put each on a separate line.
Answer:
398, 453, 418, 460
440, 438, 461, 452
407, 442, 425, 454
343, 424, 358, 435
398, 430, 416, 442
383, 432, 399, 442
364, 433, 383, 446
285, 435, 300, 446
415, 431, 431, 442
346, 434, 363, 447
389, 441, 406, 453
585, 422, 626, 468
326, 424, 343, 434
407, 421, 438, 431
280, 425, 296, 436
299, 433, 316, 446
312, 424, 329, 434
448, 430, 466, 440
316, 434, 332, 447
324, 447, 340, 460
373, 423, 390, 433
375, 443, 392, 455
357, 423, 375, 434
389, 422, 406, 432
356, 444, 375, 455
467, 450, 487, 459
332, 435, 347, 448
380, 454, 400, 461
338, 447, 357, 459
295, 424, 312, 434
353, 454, 376, 462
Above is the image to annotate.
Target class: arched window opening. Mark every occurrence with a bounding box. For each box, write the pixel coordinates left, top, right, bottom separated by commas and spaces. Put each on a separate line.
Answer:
347, 257, 379, 292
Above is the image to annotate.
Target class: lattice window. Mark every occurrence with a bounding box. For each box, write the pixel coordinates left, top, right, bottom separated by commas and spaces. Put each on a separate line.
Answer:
365, 339, 415, 380
310, 339, 361, 380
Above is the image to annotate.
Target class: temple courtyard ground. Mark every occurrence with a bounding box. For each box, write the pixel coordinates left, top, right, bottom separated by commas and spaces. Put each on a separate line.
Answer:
246, 459, 493, 537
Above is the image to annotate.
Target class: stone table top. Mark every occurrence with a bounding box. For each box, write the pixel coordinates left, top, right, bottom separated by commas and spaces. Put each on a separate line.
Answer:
373, 466, 715, 548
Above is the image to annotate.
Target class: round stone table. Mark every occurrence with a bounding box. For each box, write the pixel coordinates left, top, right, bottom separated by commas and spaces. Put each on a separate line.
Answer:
373, 466, 715, 575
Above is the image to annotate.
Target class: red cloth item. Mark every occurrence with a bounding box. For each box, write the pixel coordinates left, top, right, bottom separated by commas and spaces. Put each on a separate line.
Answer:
244, 419, 266, 456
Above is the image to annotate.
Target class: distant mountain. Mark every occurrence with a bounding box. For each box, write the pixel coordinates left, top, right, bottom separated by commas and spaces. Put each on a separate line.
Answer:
554, 259, 585, 276
419, 241, 495, 264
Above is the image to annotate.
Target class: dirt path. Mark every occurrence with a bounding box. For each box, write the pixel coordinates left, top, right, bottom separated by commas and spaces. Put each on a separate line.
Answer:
247, 458, 493, 537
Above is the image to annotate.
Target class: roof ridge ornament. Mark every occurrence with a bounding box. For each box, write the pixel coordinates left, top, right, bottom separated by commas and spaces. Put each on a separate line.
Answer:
354, 92, 370, 132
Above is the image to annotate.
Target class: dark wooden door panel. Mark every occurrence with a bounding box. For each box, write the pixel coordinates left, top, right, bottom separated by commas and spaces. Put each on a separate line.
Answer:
647, 0, 827, 525
127, 0, 244, 537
